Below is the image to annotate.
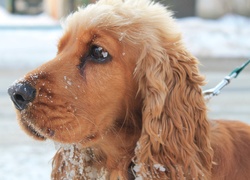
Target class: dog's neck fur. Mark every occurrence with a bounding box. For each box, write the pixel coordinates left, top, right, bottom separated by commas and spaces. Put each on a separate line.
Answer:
52, 110, 142, 179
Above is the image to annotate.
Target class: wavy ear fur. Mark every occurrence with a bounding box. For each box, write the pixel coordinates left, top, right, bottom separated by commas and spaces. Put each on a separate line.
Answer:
133, 14, 213, 180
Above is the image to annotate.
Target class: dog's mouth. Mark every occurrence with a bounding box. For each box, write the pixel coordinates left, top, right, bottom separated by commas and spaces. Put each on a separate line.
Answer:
21, 120, 47, 140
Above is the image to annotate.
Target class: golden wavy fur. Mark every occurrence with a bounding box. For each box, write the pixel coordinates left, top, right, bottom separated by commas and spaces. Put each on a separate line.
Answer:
9, 0, 250, 179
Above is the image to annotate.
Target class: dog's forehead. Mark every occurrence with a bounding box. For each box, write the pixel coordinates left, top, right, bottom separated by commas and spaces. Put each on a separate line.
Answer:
58, 5, 125, 50
60, 0, 177, 46
62, 4, 119, 33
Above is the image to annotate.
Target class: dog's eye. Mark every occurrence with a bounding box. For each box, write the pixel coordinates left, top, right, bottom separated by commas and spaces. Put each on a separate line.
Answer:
90, 45, 111, 63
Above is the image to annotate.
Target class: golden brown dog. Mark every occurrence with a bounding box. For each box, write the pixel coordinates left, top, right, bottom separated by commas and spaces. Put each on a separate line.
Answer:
8, 0, 250, 179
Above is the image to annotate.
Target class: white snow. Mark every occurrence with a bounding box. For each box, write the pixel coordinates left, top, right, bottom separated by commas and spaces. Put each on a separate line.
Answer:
178, 14, 250, 58
0, 7, 62, 69
101, 51, 108, 58
0, 29, 62, 69
0, 7, 58, 27
153, 164, 166, 172
0, 143, 55, 180
133, 163, 141, 172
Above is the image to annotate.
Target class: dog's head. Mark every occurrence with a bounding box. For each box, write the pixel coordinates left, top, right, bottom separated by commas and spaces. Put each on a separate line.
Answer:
9, 0, 213, 179
8, 1, 145, 145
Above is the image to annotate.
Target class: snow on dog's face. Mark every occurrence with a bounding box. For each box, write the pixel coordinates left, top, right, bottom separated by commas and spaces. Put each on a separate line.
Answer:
8, 1, 150, 145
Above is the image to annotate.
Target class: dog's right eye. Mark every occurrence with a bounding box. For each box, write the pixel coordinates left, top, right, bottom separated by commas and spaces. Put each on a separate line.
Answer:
89, 45, 111, 63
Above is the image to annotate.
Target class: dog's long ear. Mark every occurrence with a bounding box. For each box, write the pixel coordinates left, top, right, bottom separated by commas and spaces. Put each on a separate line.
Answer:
134, 33, 213, 179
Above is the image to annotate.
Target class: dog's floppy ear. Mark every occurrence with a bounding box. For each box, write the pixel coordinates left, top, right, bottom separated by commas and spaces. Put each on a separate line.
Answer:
133, 33, 213, 179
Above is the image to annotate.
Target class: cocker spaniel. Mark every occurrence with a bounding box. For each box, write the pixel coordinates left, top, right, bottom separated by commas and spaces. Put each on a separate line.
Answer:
8, 0, 250, 179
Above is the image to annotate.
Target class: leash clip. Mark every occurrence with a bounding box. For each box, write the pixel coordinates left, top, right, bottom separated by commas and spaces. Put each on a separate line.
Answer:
203, 60, 250, 101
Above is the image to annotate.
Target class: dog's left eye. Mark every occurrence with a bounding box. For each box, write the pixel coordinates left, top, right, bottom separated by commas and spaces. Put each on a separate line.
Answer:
90, 45, 111, 63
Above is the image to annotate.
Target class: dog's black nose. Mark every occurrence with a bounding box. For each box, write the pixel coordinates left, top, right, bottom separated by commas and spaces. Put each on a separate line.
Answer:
8, 82, 36, 110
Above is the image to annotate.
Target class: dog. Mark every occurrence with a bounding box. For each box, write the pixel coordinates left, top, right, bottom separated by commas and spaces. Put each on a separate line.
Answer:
8, 0, 250, 179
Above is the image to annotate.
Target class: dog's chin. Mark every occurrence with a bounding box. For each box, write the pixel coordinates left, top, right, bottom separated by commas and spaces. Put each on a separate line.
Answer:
20, 120, 47, 141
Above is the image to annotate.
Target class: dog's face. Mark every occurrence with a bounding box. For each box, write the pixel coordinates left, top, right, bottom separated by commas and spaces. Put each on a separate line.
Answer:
8, 13, 141, 146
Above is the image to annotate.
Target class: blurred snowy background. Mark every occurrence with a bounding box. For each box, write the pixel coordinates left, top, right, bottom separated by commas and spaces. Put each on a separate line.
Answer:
0, 0, 250, 180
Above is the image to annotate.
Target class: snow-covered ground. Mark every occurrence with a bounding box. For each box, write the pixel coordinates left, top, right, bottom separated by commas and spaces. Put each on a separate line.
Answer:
0, 6, 58, 27
0, 29, 62, 69
179, 14, 250, 58
0, 6, 250, 180
0, 144, 55, 180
